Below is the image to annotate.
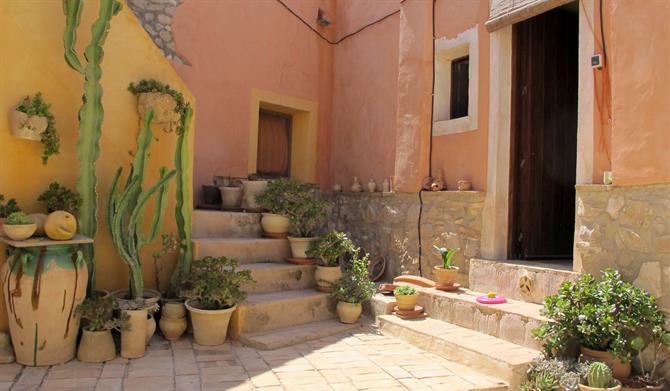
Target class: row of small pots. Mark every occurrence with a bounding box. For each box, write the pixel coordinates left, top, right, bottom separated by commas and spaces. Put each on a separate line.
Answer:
219, 180, 267, 210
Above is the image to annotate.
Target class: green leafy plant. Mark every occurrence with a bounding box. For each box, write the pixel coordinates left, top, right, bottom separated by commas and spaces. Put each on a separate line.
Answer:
76, 295, 129, 332
179, 256, 254, 311
520, 357, 588, 391
585, 362, 614, 388
394, 286, 417, 296
306, 230, 359, 267
630, 326, 670, 385
5, 212, 33, 225
0, 195, 21, 218
331, 253, 375, 304
519, 371, 559, 391
256, 177, 297, 215
128, 79, 192, 136
16, 93, 60, 164
533, 269, 666, 363
37, 182, 82, 215
433, 246, 459, 269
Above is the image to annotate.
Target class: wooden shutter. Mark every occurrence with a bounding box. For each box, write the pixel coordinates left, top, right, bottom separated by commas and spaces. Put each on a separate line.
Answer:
486, 0, 574, 32
257, 111, 291, 177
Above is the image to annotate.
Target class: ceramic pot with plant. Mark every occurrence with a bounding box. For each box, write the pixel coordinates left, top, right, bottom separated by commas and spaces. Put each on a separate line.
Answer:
3, 212, 36, 241
625, 330, 670, 390
37, 182, 82, 215
307, 231, 358, 292
118, 300, 152, 359
331, 253, 375, 324
578, 362, 622, 391
11, 93, 60, 164
159, 300, 188, 342
284, 182, 327, 258
0, 195, 21, 238
241, 174, 268, 210
432, 246, 460, 286
519, 357, 590, 391
129, 79, 190, 133
220, 186, 243, 209
180, 256, 254, 346
76, 295, 128, 363
394, 286, 419, 311
256, 178, 302, 238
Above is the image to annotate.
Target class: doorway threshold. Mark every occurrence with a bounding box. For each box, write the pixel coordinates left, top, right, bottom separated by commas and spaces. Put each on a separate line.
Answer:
498, 259, 573, 272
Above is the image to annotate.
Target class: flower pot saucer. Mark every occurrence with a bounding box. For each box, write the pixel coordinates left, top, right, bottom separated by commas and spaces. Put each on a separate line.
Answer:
435, 283, 461, 292
286, 258, 317, 265
476, 295, 507, 304
393, 305, 427, 320
265, 232, 288, 239
378, 283, 398, 295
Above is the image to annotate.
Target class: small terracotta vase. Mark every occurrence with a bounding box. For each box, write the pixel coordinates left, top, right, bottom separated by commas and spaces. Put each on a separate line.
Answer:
350, 177, 363, 193
77, 330, 116, 363
121, 309, 148, 359
159, 302, 187, 342
367, 179, 377, 193
333, 184, 342, 192
457, 180, 472, 191
433, 266, 460, 285
395, 293, 419, 311
336, 302, 362, 324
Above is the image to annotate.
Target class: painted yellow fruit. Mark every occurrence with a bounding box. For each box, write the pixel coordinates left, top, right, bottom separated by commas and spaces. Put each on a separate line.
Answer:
44, 211, 77, 240
487, 291, 496, 298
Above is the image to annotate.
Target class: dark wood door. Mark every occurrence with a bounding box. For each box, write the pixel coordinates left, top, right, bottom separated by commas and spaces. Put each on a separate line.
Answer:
509, 8, 578, 260
257, 110, 291, 177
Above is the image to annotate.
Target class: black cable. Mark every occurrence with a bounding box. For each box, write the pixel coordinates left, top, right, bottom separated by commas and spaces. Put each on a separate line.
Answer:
599, 0, 607, 61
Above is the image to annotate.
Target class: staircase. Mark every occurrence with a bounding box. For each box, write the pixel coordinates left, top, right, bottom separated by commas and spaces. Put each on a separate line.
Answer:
192, 210, 358, 350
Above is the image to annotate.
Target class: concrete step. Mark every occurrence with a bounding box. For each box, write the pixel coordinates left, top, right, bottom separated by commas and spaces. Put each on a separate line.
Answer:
230, 289, 335, 337
238, 319, 359, 350
379, 315, 539, 390
469, 258, 581, 305
193, 237, 290, 263
241, 263, 315, 294
369, 288, 546, 351
192, 210, 262, 238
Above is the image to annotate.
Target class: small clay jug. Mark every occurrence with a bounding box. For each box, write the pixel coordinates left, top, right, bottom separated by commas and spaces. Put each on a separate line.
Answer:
351, 177, 363, 193
367, 179, 377, 193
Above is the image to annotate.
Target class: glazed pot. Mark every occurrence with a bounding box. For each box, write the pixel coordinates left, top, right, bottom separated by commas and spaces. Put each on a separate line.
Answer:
315, 265, 342, 293
121, 308, 148, 359
580, 346, 631, 380
220, 186, 243, 209
578, 380, 622, 391
3, 223, 37, 241
185, 300, 236, 346
77, 330, 116, 363
288, 236, 317, 259
137, 92, 179, 129
1, 245, 88, 366
433, 266, 460, 285
336, 302, 362, 324
159, 301, 187, 341
10, 110, 47, 141
260, 213, 290, 238
395, 293, 419, 311
241, 180, 268, 210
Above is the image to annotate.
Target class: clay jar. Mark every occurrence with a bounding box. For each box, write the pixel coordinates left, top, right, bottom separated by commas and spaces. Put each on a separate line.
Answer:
77, 330, 116, 363
121, 309, 148, 359
159, 301, 187, 342
336, 302, 362, 324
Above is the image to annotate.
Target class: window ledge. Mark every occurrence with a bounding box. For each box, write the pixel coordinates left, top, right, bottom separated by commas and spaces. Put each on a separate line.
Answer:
433, 116, 477, 136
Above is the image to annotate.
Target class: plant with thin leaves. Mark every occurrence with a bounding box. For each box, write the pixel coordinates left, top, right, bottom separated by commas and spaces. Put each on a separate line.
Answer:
433, 246, 459, 269
179, 256, 254, 311
16, 93, 60, 164
331, 253, 375, 304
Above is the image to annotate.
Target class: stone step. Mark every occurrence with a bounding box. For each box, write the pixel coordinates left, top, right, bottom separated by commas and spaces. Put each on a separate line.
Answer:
192, 237, 290, 263
192, 210, 262, 238
230, 289, 335, 338
241, 263, 315, 294
469, 258, 581, 305
369, 287, 546, 350
378, 315, 539, 390
238, 319, 359, 350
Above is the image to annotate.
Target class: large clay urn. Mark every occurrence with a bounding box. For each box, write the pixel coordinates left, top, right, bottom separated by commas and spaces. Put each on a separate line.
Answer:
1, 245, 88, 366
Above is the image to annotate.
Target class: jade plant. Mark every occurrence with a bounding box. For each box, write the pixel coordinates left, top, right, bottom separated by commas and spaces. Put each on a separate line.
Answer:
179, 256, 254, 310
5, 212, 33, 226
107, 111, 176, 301
16, 93, 60, 164
433, 246, 459, 269
306, 230, 359, 267
76, 295, 129, 332
393, 286, 417, 296
37, 182, 82, 215
257, 178, 327, 236
0, 195, 21, 218
331, 254, 375, 304
63, 0, 122, 293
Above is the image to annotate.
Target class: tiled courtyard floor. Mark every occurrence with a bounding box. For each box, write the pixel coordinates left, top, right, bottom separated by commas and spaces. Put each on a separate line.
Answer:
0, 325, 505, 391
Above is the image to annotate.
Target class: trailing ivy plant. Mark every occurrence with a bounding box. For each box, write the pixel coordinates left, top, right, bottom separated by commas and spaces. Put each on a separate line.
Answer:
127, 79, 192, 135
179, 256, 254, 310
16, 93, 60, 164
331, 253, 375, 304
37, 182, 82, 215
0, 195, 21, 218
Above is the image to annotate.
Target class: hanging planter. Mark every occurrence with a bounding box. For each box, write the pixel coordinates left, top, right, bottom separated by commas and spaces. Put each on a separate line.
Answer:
10, 110, 47, 141
137, 92, 180, 130
10, 93, 60, 164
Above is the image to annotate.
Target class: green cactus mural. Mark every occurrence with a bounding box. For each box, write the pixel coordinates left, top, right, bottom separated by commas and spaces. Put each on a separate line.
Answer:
107, 110, 176, 300
63, 0, 122, 294
587, 362, 613, 388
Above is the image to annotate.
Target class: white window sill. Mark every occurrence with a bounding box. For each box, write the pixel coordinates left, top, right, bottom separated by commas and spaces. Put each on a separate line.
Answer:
432, 116, 477, 136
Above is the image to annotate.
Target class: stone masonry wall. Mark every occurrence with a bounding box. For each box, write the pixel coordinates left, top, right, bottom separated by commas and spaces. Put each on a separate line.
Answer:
127, 0, 187, 64
575, 184, 670, 311
328, 191, 485, 285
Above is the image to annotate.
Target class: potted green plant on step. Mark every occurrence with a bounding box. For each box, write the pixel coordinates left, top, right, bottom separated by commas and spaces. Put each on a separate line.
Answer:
3, 212, 36, 241
394, 285, 419, 311
626, 328, 670, 390
255, 178, 297, 238
579, 362, 622, 391
433, 246, 460, 286
331, 253, 375, 324
180, 256, 254, 346
307, 231, 358, 292
76, 295, 128, 363
0, 194, 21, 235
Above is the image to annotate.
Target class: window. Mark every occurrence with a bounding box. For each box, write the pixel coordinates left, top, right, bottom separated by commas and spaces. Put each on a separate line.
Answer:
450, 55, 469, 119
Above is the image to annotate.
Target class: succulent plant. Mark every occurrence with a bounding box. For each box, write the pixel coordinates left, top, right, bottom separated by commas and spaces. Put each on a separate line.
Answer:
394, 286, 417, 296
586, 362, 612, 388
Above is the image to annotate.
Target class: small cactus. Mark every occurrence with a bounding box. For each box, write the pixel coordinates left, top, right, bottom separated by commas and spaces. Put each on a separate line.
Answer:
587, 362, 612, 388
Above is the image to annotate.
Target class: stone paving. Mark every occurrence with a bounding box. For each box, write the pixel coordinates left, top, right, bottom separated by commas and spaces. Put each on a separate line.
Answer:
0, 325, 505, 391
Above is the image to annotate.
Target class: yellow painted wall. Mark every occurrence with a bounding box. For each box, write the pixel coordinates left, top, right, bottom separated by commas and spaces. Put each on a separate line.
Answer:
0, 1, 194, 330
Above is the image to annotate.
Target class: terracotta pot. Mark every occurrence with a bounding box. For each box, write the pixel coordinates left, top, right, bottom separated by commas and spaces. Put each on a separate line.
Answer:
162, 301, 186, 319
288, 236, 317, 259
77, 330, 116, 363
3, 223, 36, 241
220, 186, 243, 209
10, 110, 47, 141
578, 380, 622, 391
1, 245, 88, 366
261, 213, 289, 236
185, 300, 236, 346
580, 346, 631, 380
433, 266, 460, 285
395, 293, 419, 311
241, 180, 268, 210
121, 309, 148, 359
159, 301, 187, 341
336, 302, 362, 324
315, 265, 342, 293
137, 92, 179, 129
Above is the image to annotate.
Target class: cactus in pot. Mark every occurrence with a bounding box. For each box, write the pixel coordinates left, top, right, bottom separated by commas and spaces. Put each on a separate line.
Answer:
579, 362, 621, 390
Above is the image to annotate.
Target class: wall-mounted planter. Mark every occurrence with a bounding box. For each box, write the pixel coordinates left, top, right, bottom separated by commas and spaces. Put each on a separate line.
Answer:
137, 92, 179, 130
10, 110, 47, 141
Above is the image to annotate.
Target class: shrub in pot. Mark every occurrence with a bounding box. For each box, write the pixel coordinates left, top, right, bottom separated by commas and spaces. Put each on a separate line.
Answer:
330, 253, 375, 324
625, 329, 670, 390
432, 246, 460, 286
579, 362, 622, 391
76, 295, 128, 363
128, 79, 190, 134
394, 286, 419, 311
255, 178, 298, 238
180, 256, 254, 346
307, 231, 358, 292
37, 182, 82, 215
3, 212, 36, 241
0, 196, 21, 238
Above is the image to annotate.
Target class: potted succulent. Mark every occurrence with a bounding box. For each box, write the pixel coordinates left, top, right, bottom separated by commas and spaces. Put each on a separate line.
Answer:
579, 362, 622, 391
520, 357, 589, 391
394, 286, 419, 311
241, 174, 268, 210
11, 93, 60, 164
180, 256, 254, 346
152, 234, 188, 342
625, 328, 670, 390
284, 184, 327, 258
76, 295, 128, 363
3, 212, 36, 241
0, 194, 21, 235
37, 182, 82, 215
433, 246, 460, 285
255, 178, 297, 238
307, 231, 358, 292
330, 253, 375, 324
534, 269, 666, 380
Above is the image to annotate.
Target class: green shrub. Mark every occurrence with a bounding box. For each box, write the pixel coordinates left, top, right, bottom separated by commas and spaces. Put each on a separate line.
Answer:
76, 295, 129, 332
331, 253, 375, 304
0, 194, 21, 218
394, 286, 417, 296
256, 178, 326, 237
306, 230, 358, 267
16, 93, 60, 164
37, 182, 82, 215
179, 256, 254, 310
5, 212, 33, 225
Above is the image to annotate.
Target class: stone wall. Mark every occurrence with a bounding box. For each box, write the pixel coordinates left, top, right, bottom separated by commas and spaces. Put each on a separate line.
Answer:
328, 191, 485, 285
575, 184, 670, 311
127, 0, 187, 64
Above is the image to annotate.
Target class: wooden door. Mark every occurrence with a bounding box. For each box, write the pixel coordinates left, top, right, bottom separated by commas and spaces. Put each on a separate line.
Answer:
509, 8, 578, 260
257, 110, 291, 177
